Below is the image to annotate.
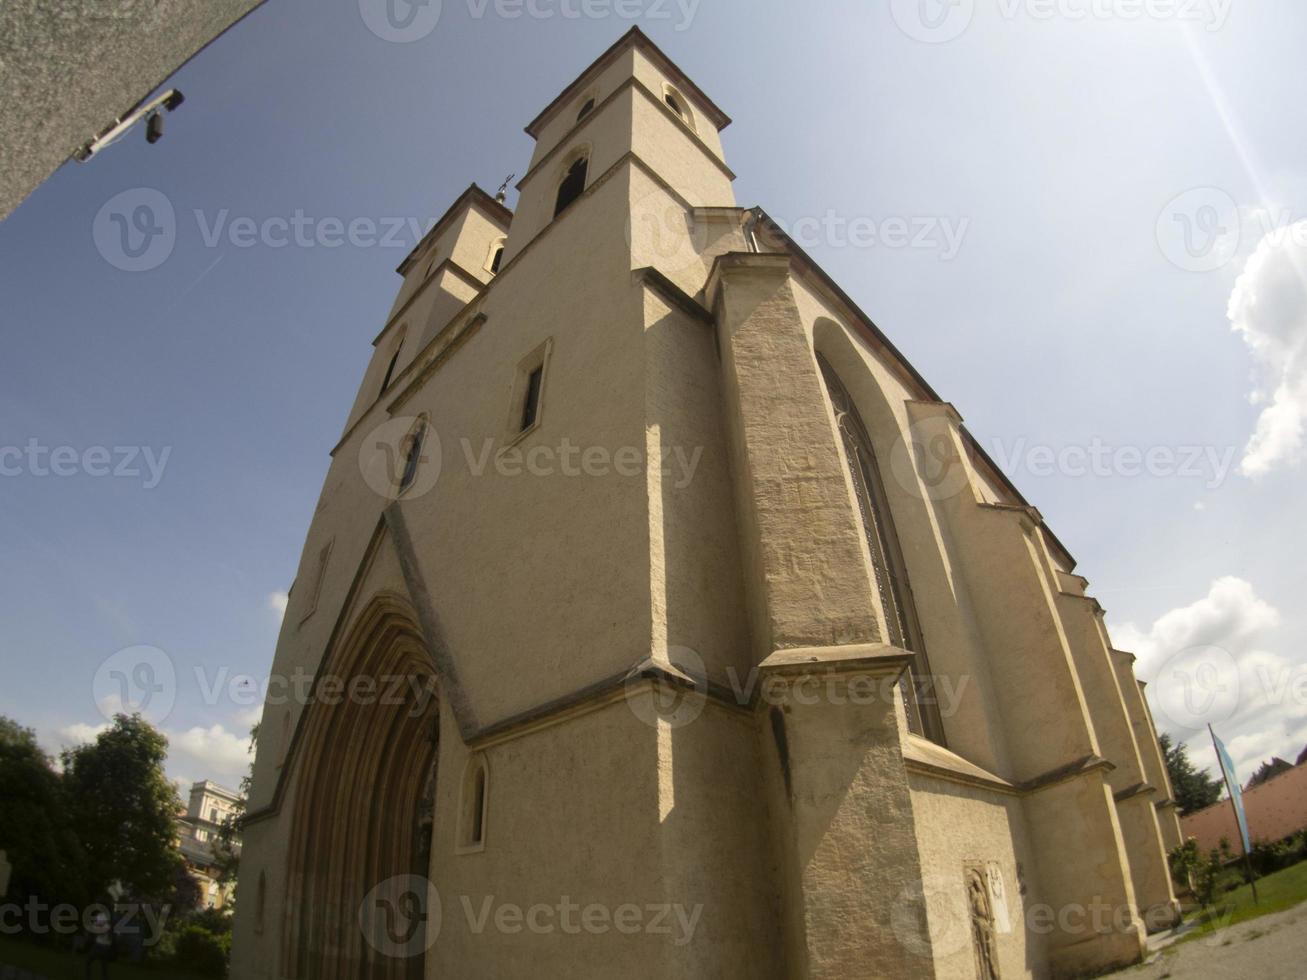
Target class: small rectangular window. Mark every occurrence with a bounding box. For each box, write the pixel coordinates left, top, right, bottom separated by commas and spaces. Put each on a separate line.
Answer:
521, 366, 543, 431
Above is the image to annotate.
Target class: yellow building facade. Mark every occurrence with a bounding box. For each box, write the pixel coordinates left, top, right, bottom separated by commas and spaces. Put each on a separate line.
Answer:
231, 29, 1183, 979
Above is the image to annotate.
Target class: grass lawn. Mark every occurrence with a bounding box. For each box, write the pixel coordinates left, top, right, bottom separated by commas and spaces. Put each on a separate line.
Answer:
0, 936, 210, 980
1177, 859, 1307, 943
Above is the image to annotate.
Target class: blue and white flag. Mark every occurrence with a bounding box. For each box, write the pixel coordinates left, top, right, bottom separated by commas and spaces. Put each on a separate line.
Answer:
1212, 729, 1252, 854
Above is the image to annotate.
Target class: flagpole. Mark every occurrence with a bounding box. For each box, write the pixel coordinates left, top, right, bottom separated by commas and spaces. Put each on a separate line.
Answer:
1208, 724, 1259, 905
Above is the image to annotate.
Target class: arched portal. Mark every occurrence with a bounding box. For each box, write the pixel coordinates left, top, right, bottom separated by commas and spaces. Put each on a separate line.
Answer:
281, 593, 440, 980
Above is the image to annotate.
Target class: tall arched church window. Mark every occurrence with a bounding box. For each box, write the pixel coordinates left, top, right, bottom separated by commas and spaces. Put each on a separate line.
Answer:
554, 156, 587, 218
817, 353, 946, 745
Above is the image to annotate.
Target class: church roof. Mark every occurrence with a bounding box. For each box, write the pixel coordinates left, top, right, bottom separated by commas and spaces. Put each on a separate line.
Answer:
524, 26, 732, 139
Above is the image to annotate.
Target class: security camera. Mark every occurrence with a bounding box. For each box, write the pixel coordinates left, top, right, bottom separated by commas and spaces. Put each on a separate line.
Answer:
74, 88, 185, 162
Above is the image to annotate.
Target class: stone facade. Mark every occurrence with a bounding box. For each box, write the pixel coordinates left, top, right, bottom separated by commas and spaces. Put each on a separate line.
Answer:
230, 29, 1182, 979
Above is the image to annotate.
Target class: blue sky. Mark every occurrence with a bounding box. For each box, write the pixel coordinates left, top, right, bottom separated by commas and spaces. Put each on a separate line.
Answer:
1, 0, 1305, 790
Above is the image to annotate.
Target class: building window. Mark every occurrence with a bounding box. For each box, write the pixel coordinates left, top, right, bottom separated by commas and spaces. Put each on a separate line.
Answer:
458, 756, 489, 852
380, 329, 405, 393
210, 808, 219, 824
299, 538, 334, 624
577, 97, 595, 121
817, 353, 945, 745
485, 239, 506, 275
554, 155, 588, 218
506, 339, 552, 441
521, 366, 543, 431
254, 871, 267, 935
663, 86, 695, 131
399, 418, 428, 494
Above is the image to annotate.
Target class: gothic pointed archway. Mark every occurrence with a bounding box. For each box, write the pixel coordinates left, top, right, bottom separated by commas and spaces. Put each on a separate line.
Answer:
281, 593, 440, 980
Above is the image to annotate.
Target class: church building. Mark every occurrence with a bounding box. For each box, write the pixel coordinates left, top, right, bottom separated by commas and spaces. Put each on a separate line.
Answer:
231, 29, 1184, 979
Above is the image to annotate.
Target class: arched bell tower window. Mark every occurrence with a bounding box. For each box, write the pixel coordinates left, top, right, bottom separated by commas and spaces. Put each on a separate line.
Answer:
554, 155, 588, 218
817, 352, 946, 745
663, 85, 695, 132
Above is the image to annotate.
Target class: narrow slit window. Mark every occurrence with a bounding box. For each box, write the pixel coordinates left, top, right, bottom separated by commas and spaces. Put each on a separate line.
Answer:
577, 98, 595, 121
380, 337, 403, 393
470, 766, 486, 844
399, 419, 426, 493
521, 365, 543, 431
489, 245, 504, 274
459, 758, 488, 851
554, 156, 587, 218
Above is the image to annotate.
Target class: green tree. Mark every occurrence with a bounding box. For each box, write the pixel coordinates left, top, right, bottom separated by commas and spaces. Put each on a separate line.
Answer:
1159, 733, 1222, 815
60, 713, 183, 899
212, 723, 257, 889
0, 716, 85, 904
1246, 756, 1293, 789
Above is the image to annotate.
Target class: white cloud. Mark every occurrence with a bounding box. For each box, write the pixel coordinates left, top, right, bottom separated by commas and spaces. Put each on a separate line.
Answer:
268, 591, 289, 619
41, 717, 254, 790
56, 721, 109, 747
167, 723, 254, 787
1227, 221, 1307, 477
1113, 577, 1307, 782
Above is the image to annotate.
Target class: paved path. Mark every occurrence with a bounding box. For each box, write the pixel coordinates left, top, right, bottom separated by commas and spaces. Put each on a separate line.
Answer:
1107, 900, 1307, 979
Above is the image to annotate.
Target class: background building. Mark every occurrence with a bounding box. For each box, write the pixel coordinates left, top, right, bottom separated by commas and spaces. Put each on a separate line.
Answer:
177, 779, 241, 910
232, 29, 1182, 979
